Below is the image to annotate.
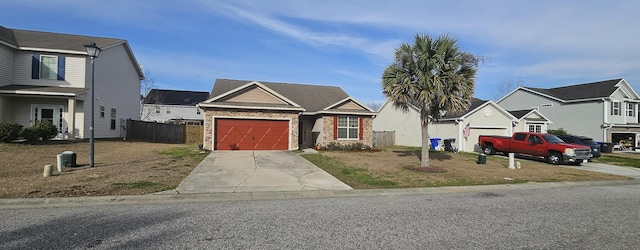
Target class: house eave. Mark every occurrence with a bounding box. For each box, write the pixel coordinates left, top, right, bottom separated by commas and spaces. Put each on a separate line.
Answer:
197, 103, 305, 111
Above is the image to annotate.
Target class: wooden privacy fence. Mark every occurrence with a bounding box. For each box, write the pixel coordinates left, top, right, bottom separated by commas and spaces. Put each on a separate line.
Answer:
126, 119, 203, 144
373, 131, 395, 147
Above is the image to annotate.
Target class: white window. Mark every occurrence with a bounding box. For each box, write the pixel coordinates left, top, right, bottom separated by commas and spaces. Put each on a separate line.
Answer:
612, 102, 621, 116
100, 106, 105, 118
528, 124, 542, 133
110, 108, 117, 130
627, 103, 635, 117
40, 55, 58, 80
166, 107, 171, 114
155, 106, 160, 114
337, 116, 359, 139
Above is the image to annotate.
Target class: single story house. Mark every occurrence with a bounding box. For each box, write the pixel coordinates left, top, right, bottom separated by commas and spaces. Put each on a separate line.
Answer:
198, 79, 377, 150
374, 98, 551, 152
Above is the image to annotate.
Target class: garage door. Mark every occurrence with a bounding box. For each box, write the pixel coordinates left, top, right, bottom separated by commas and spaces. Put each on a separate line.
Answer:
215, 119, 289, 150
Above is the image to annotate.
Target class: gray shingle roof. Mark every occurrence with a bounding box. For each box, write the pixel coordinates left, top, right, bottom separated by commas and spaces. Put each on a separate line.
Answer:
441, 98, 487, 119
508, 109, 533, 119
210, 79, 355, 113
526, 78, 622, 101
144, 89, 210, 105
0, 25, 124, 52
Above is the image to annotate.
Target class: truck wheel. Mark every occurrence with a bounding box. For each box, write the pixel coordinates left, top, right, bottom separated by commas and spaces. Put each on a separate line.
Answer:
483, 146, 495, 155
546, 152, 562, 165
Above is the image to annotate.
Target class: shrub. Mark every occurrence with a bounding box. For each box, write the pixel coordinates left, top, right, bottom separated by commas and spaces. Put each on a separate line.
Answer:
33, 120, 58, 141
325, 142, 344, 151
20, 120, 59, 142
20, 127, 40, 142
547, 128, 569, 135
0, 122, 23, 143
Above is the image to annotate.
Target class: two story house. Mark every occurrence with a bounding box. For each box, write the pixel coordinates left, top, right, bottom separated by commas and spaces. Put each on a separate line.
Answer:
497, 78, 640, 148
141, 89, 209, 125
0, 25, 143, 139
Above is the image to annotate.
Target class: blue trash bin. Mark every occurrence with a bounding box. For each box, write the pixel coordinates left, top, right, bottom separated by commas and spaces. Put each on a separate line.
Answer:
429, 138, 441, 150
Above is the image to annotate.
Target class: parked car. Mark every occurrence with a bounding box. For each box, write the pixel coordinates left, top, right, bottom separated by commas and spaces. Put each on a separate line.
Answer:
478, 132, 592, 165
556, 135, 600, 160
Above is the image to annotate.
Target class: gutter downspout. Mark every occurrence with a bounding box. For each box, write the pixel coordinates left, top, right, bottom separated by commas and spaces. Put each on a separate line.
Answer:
455, 118, 464, 152
602, 98, 609, 142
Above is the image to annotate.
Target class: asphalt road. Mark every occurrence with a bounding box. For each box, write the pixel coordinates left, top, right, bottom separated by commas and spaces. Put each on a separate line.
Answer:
1, 184, 639, 249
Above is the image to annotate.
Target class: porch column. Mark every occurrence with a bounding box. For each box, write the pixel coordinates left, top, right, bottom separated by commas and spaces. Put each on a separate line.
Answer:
67, 98, 76, 139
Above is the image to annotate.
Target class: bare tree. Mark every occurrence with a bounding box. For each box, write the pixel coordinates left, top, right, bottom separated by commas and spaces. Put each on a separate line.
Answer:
139, 69, 160, 120
367, 102, 384, 112
493, 77, 525, 101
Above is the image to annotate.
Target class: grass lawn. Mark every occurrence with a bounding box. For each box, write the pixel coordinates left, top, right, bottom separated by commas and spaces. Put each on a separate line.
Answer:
303, 146, 630, 189
594, 152, 640, 168
0, 141, 208, 198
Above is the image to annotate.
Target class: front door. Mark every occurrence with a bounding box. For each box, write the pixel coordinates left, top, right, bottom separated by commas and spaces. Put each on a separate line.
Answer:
33, 105, 63, 134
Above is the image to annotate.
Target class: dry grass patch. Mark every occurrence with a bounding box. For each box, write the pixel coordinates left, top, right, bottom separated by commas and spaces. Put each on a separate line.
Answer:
310, 147, 629, 189
0, 141, 207, 198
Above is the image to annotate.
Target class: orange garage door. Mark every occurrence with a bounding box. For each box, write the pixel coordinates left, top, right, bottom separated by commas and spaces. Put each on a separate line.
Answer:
215, 119, 289, 150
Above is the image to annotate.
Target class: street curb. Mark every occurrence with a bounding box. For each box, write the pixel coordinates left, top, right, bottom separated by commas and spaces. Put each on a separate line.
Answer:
1, 179, 638, 209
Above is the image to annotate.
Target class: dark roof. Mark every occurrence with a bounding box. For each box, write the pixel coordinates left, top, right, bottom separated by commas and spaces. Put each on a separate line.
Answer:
508, 109, 533, 119
210, 79, 354, 112
0, 25, 124, 52
442, 98, 487, 119
144, 89, 210, 105
526, 78, 621, 101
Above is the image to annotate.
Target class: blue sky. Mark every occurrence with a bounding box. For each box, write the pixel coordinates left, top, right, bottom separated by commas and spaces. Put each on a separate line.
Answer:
3, 0, 640, 107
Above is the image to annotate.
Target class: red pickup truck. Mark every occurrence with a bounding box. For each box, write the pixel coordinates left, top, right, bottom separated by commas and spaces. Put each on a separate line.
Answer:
478, 132, 592, 165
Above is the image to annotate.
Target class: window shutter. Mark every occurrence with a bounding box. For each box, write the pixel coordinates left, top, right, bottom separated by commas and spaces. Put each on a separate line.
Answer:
359, 117, 363, 139
333, 116, 337, 140
57, 56, 65, 80
31, 54, 40, 79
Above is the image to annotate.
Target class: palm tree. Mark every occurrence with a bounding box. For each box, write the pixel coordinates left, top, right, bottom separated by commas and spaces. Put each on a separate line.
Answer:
382, 34, 479, 167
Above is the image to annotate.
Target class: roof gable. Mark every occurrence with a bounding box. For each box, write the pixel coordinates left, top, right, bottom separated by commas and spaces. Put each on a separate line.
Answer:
0, 25, 143, 79
508, 109, 551, 122
204, 78, 375, 114
501, 79, 633, 103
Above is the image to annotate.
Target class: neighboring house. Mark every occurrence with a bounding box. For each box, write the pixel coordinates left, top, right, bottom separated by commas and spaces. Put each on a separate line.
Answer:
374, 98, 551, 152
198, 79, 377, 151
497, 78, 640, 147
508, 109, 552, 134
141, 89, 209, 125
0, 25, 143, 139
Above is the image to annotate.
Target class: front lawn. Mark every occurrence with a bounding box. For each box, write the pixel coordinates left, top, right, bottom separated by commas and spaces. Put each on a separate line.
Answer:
303, 146, 629, 189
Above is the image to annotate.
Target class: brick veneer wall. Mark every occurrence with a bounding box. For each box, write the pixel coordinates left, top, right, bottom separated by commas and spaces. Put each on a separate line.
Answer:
202, 109, 299, 150
321, 115, 373, 147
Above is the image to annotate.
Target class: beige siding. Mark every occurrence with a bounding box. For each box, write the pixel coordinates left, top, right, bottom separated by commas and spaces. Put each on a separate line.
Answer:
221, 86, 286, 104
0, 45, 14, 86
88, 44, 141, 138
335, 101, 364, 110
373, 102, 422, 147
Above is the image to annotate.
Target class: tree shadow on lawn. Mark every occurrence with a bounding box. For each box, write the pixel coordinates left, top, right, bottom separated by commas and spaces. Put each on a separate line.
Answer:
392, 149, 452, 161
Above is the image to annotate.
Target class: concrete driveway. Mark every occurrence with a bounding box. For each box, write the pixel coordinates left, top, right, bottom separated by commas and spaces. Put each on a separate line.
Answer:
174, 150, 352, 194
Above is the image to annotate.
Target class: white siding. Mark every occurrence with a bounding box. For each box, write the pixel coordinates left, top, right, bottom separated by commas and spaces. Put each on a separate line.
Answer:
84, 44, 141, 138
373, 102, 422, 147
13, 51, 86, 88
141, 104, 203, 122
0, 45, 14, 86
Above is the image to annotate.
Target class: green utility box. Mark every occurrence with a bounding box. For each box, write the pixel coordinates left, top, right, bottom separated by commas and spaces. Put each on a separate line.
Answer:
477, 154, 486, 164
61, 151, 77, 167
